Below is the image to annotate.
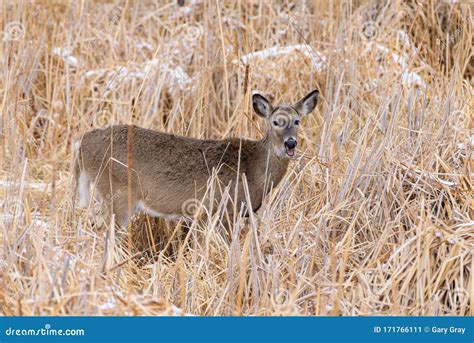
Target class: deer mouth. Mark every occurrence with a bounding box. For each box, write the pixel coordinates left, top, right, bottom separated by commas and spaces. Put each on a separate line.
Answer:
284, 139, 297, 157
285, 146, 296, 157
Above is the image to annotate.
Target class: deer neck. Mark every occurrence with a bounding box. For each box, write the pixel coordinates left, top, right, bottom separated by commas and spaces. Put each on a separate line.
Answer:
254, 133, 289, 189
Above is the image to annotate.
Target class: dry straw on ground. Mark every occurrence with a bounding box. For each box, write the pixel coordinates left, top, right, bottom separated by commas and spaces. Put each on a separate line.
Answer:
1, 0, 473, 316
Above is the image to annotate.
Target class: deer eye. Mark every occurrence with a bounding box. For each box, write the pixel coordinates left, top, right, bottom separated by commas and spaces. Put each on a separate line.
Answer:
273, 120, 279, 126
294, 119, 300, 126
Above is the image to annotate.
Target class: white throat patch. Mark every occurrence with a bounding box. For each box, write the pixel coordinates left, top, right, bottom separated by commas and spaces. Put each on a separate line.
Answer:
274, 146, 286, 158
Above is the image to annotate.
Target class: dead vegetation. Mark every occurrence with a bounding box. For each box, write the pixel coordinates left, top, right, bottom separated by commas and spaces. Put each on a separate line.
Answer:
1, 0, 472, 316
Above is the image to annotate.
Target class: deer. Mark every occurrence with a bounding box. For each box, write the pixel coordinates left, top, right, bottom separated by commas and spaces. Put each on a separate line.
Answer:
73, 89, 319, 229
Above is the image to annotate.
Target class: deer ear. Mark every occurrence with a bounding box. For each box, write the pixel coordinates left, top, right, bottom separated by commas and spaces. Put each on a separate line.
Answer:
252, 93, 273, 118
294, 89, 319, 116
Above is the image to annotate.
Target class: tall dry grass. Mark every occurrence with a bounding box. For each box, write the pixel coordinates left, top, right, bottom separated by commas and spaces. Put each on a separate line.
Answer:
1, 0, 472, 316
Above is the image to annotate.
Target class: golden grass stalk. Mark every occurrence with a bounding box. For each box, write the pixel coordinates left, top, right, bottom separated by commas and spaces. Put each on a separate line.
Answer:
0, 0, 472, 316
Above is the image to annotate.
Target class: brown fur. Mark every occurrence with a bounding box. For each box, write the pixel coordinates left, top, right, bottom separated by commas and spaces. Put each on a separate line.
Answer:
74, 90, 319, 227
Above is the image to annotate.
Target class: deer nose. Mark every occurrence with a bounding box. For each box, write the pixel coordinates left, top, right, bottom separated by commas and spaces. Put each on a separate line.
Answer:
284, 138, 297, 149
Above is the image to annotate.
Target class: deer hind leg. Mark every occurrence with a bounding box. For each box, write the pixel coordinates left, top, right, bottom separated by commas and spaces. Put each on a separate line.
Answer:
108, 188, 139, 230
89, 176, 136, 230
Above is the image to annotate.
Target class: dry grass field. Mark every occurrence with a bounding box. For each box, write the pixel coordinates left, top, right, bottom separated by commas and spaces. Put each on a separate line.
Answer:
1, 0, 473, 316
